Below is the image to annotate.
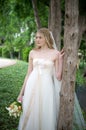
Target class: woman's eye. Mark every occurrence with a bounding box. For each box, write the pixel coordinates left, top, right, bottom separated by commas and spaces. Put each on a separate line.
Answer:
35, 36, 42, 39
35, 37, 38, 39
39, 36, 42, 39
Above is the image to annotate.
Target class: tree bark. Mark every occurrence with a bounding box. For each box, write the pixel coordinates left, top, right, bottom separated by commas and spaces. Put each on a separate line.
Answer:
9, 51, 14, 59
48, 0, 61, 50
32, 0, 41, 29
58, 0, 79, 130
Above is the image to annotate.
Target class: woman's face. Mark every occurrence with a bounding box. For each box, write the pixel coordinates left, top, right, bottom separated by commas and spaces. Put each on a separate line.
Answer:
35, 32, 47, 48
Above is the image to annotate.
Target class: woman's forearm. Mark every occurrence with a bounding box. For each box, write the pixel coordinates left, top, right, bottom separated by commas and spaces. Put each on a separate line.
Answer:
19, 74, 29, 96
58, 48, 64, 76
58, 60, 63, 75
19, 69, 32, 96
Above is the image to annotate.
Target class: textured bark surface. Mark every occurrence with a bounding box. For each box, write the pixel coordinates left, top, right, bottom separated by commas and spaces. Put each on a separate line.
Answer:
58, 0, 79, 130
48, 0, 61, 50
32, 0, 41, 29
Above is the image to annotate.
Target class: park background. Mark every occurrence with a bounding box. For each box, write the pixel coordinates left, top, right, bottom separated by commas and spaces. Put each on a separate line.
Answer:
0, 0, 86, 130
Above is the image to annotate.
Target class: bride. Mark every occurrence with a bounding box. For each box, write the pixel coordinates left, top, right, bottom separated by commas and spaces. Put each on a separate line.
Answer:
17, 28, 64, 130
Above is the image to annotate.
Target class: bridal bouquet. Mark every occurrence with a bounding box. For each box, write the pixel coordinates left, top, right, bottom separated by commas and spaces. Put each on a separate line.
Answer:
6, 101, 22, 118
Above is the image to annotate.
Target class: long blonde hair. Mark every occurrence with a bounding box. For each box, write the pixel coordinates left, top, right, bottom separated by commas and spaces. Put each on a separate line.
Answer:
35, 28, 54, 49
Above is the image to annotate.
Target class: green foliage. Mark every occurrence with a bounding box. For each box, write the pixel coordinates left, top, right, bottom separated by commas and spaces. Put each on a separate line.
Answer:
82, 110, 86, 122
14, 31, 29, 50
0, 0, 36, 60
2, 46, 10, 58
80, 40, 86, 63
0, 47, 2, 56
76, 62, 86, 87
22, 45, 34, 62
0, 60, 28, 130
14, 0, 33, 19
38, 1, 49, 27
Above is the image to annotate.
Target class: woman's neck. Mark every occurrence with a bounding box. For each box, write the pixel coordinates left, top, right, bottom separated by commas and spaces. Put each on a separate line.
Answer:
40, 45, 49, 51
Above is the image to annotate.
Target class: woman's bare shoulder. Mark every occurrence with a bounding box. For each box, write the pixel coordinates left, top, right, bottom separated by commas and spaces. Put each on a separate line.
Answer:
51, 49, 60, 55
29, 49, 33, 56
29, 49, 38, 58
30, 49, 38, 54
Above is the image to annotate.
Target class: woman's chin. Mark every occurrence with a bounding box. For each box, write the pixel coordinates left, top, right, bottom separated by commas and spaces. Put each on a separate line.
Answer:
37, 44, 41, 47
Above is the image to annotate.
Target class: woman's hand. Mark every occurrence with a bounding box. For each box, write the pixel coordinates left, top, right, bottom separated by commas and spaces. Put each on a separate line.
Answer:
56, 48, 64, 81
56, 73, 62, 81
17, 94, 23, 103
59, 48, 65, 61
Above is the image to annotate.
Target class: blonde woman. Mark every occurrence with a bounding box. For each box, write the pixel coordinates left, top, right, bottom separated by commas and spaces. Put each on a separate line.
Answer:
17, 28, 64, 130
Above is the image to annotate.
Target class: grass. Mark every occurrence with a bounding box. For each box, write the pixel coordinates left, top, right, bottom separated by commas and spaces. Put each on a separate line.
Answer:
0, 60, 28, 130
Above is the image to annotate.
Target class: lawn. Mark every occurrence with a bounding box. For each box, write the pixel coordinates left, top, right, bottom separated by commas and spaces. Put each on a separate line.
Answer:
0, 60, 28, 130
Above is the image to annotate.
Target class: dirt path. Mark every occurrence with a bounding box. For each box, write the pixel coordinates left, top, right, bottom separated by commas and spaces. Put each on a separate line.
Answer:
0, 58, 17, 68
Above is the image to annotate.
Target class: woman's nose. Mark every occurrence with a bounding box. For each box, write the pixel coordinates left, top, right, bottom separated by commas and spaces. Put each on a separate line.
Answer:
36, 38, 40, 42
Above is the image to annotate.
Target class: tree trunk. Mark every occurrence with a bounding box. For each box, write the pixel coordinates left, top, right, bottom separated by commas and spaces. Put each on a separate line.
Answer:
32, 0, 41, 29
9, 51, 14, 59
58, 0, 79, 130
48, 0, 61, 50
18, 49, 22, 60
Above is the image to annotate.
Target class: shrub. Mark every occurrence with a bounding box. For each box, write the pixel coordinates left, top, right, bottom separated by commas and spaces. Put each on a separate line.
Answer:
22, 45, 33, 62
0, 47, 2, 56
2, 46, 10, 58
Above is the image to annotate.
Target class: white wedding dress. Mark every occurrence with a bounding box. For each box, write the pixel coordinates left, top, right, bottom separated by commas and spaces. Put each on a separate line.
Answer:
18, 58, 61, 130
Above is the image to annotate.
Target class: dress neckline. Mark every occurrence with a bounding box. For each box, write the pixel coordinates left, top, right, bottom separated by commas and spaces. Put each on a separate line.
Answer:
33, 58, 54, 64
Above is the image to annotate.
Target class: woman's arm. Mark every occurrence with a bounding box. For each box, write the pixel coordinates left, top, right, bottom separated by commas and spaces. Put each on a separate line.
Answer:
17, 50, 33, 102
55, 50, 64, 81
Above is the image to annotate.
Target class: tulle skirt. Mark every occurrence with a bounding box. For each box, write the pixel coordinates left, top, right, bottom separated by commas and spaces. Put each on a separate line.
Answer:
18, 68, 61, 130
